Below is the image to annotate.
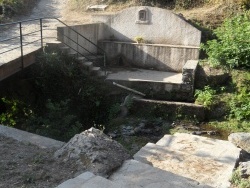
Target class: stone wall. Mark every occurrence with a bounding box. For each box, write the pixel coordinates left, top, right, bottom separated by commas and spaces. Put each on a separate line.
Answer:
99, 41, 199, 72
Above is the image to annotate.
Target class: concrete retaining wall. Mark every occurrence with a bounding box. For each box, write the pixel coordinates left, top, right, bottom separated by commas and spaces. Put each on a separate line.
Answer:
92, 6, 201, 46
57, 23, 106, 55
99, 41, 199, 72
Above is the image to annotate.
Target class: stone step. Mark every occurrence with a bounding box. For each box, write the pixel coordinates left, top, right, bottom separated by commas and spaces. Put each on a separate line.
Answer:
134, 133, 240, 188
60, 46, 70, 54
156, 133, 239, 157
68, 51, 78, 57
56, 172, 95, 188
109, 159, 210, 188
80, 61, 93, 71
85, 55, 104, 66
91, 66, 101, 76
56, 171, 123, 188
77, 56, 86, 63
78, 176, 119, 188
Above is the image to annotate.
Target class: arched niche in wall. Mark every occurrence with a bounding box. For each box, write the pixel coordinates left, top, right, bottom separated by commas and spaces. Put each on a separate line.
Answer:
135, 7, 149, 24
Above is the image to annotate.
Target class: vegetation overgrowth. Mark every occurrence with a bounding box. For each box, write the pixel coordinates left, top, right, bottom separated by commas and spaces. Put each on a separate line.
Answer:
0, 52, 126, 141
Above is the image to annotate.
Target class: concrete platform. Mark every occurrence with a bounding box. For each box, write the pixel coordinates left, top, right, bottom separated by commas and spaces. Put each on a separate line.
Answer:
106, 68, 182, 84
134, 133, 240, 188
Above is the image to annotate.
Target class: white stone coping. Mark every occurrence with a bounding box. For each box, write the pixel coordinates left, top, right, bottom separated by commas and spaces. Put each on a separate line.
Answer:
0, 124, 65, 149
100, 40, 200, 49
87, 5, 108, 11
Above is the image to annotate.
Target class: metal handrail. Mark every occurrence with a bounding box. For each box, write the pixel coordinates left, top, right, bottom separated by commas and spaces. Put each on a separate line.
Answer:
0, 17, 107, 70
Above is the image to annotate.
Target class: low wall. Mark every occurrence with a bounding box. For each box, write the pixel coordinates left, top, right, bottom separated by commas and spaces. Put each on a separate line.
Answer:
57, 23, 106, 55
99, 41, 199, 72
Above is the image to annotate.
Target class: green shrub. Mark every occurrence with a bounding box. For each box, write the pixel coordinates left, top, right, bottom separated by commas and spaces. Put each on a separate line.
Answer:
195, 86, 216, 109
231, 169, 250, 188
0, 97, 31, 127
203, 11, 250, 69
26, 99, 82, 141
229, 70, 250, 121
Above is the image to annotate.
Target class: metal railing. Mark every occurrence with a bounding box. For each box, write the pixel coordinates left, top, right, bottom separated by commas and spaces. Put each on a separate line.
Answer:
0, 17, 106, 69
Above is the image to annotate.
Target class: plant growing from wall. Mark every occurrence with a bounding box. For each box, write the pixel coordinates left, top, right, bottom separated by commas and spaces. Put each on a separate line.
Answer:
134, 36, 144, 43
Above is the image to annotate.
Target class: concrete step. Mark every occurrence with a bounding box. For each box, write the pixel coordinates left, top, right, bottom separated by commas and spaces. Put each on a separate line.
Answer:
56, 172, 95, 188
85, 55, 104, 66
91, 66, 101, 76
109, 159, 210, 188
60, 46, 70, 54
45, 41, 62, 47
80, 61, 93, 71
134, 133, 240, 188
68, 51, 78, 57
78, 176, 119, 188
56, 171, 121, 188
77, 56, 86, 63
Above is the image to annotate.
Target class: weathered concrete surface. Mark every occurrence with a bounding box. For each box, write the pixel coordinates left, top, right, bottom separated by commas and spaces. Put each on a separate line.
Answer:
109, 159, 211, 188
0, 124, 65, 149
105, 68, 196, 101
57, 23, 106, 55
106, 68, 182, 83
57, 172, 95, 188
54, 127, 130, 177
134, 133, 240, 188
99, 41, 199, 72
94, 6, 201, 46
228, 132, 250, 153
131, 98, 205, 120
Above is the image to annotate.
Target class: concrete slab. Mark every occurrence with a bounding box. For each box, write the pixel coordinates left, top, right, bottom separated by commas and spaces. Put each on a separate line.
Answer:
134, 133, 240, 188
0, 124, 65, 149
106, 68, 182, 84
156, 133, 240, 160
78, 176, 119, 188
56, 172, 95, 188
110, 159, 211, 188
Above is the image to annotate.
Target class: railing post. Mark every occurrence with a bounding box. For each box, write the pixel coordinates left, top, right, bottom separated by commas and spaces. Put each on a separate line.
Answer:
19, 22, 24, 69
77, 34, 79, 57
104, 53, 106, 75
40, 18, 43, 48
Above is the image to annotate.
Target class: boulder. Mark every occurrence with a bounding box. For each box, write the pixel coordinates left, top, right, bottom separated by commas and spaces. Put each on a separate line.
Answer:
54, 128, 130, 177
228, 133, 250, 153
239, 162, 250, 178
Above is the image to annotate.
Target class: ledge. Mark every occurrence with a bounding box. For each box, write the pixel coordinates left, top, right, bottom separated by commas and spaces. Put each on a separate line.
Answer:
99, 40, 200, 49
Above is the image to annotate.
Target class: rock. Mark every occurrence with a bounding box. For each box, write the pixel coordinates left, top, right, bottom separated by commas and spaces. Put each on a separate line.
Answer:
239, 162, 250, 178
228, 133, 250, 153
54, 128, 130, 177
